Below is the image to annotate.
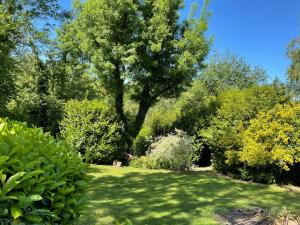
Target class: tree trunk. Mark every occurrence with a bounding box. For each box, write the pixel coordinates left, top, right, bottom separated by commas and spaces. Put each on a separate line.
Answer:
114, 62, 128, 132
132, 83, 152, 138
31, 42, 49, 130
37, 70, 48, 129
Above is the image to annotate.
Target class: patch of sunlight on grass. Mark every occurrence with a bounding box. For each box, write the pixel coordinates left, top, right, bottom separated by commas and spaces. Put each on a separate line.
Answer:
79, 165, 300, 225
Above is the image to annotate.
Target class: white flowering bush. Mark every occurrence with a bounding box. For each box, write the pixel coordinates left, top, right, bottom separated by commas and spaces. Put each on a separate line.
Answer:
147, 129, 195, 170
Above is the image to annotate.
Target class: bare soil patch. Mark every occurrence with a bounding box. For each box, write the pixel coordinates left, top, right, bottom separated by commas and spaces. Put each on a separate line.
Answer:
217, 208, 300, 225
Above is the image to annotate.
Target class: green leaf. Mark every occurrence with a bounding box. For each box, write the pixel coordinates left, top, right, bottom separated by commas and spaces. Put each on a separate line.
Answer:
25, 214, 43, 222
0, 156, 9, 167
29, 194, 43, 201
0, 170, 7, 184
21, 170, 44, 182
3, 172, 26, 195
11, 206, 22, 219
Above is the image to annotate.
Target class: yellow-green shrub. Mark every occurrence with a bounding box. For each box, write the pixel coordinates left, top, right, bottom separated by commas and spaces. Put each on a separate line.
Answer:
0, 118, 87, 225
201, 85, 289, 174
231, 104, 300, 183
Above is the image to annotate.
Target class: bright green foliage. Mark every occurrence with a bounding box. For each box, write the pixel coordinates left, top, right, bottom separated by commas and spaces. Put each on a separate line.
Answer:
129, 156, 155, 169
116, 219, 134, 225
60, 100, 128, 164
287, 37, 300, 99
0, 118, 87, 225
201, 86, 289, 173
64, 0, 210, 139
234, 104, 300, 184
202, 53, 267, 95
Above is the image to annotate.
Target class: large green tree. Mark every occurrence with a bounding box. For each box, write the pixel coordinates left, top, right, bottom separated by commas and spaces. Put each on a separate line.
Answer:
0, 0, 65, 116
202, 53, 268, 95
287, 37, 300, 100
0, 1, 18, 115
64, 0, 210, 140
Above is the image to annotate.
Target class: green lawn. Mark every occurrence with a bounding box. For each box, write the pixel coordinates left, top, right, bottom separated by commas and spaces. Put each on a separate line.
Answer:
79, 165, 300, 225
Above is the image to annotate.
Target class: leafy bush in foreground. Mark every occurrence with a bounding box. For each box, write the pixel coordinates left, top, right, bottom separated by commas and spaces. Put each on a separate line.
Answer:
0, 118, 87, 225
61, 100, 128, 164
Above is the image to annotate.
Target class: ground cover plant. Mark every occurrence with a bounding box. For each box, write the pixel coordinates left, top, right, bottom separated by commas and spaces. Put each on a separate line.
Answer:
79, 165, 300, 225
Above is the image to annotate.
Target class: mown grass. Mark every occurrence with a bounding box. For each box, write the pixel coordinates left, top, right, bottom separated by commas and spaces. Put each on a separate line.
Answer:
79, 165, 300, 225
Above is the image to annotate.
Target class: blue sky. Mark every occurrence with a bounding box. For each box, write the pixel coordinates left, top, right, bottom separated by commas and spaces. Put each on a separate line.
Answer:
59, 0, 300, 81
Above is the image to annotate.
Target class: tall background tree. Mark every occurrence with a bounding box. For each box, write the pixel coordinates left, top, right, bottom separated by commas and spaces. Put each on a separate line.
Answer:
287, 37, 300, 100
202, 53, 268, 95
0, 0, 64, 125
0, 0, 99, 133
0, 1, 19, 116
63, 0, 211, 141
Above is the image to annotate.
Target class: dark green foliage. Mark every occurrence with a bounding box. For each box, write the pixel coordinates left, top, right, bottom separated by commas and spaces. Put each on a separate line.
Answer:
60, 100, 128, 164
0, 3, 16, 116
0, 118, 87, 225
8, 93, 64, 135
172, 80, 218, 133
6, 54, 99, 135
0, 0, 66, 117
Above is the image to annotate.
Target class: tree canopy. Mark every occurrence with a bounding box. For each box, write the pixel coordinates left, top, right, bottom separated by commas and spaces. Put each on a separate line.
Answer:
287, 37, 300, 99
63, 0, 211, 139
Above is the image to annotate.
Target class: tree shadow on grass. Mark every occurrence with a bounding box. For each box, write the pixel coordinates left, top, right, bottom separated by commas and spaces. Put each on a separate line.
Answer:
80, 166, 300, 225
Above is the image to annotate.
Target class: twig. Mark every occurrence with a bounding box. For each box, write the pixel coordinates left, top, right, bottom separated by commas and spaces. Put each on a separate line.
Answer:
295, 216, 300, 225
284, 216, 289, 225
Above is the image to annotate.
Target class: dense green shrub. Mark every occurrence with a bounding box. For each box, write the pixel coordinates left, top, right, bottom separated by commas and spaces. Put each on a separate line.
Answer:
8, 93, 64, 135
227, 104, 300, 184
0, 118, 87, 225
201, 85, 290, 174
60, 100, 128, 164
147, 130, 194, 170
172, 80, 218, 133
